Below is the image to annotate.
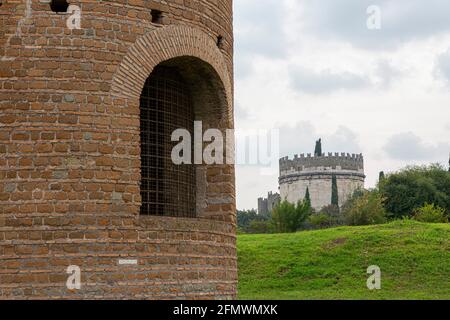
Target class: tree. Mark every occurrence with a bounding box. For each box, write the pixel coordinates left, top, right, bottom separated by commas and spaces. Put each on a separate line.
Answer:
331, 175, 339, 207
341, 188, 365, 213
272, 200, 312, 233
295, 200, 313, 230
247, 220, 273, 234
309, 213, 331, 229
379, 164, 450, 218
237, 209, 257, 231
237, 209, 270, 233
314, 138, 322, 156
304, 187, 311, 206
379, 171, 385, 182
343, 190, 386, 226
320, 204, 344, 227
271, 201, 295, 233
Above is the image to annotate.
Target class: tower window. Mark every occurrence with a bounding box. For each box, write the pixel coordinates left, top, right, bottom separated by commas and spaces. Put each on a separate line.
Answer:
50, 0, 69, 13
140, 66, 196, 217
151, 9, 163, 24
217, 35, 224, 49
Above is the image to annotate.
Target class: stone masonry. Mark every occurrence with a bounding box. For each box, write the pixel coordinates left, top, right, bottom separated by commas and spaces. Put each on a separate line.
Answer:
0, 0, 236, 299
257, 192, 280, 216
279, 152, 365, 211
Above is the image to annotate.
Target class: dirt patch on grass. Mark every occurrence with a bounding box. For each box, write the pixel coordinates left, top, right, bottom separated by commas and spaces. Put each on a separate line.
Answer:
277, 266, 291, 275
322, 237, 348, 250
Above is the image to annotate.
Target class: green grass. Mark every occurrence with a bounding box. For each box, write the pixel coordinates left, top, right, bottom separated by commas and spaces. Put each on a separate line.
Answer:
238, 220, 450, 300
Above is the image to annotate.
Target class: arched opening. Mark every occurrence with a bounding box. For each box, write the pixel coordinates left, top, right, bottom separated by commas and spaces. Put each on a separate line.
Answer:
139, 57, 229, 218
140, 65, 195, 217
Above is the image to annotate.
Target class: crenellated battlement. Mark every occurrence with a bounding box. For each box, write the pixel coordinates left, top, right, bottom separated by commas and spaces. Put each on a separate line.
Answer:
279, 152, 364, 174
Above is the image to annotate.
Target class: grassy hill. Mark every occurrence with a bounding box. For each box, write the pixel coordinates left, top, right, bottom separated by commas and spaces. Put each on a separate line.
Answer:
238, 220, 450, 300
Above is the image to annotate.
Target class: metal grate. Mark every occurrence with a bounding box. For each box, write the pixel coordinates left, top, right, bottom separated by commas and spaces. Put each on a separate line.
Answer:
140, 66, 196, 217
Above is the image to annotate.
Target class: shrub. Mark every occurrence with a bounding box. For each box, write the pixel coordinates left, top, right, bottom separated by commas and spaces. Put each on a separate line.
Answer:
309, 213, 332, 229
343, 190, 386, 226
341, 188, 366, 211
237, 209, 270, 233
413, 203, 448, 223
247, 220, 273, 234
308, 204, 344, 229
379, 164, 450, 219
321, 204, 344, 226
272, 200, 312, 233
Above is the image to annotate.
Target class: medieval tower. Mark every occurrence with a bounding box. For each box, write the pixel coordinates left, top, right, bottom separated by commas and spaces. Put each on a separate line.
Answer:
279, 140, 365, 211
0, 0, 235, 299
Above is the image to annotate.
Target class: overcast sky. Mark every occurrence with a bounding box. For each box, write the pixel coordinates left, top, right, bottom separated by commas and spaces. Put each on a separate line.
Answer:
233, 0, 450, 210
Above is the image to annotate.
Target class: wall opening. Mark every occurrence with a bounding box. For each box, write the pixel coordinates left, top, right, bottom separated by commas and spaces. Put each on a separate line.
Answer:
217, 35, 224, 49
140, 65, 196, 217
151, 9, 163, 24
138, 56, 229, 219
50, 0, 69, 13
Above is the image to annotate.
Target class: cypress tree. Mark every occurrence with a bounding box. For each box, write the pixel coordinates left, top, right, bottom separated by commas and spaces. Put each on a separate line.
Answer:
379, 171, 385, 182
314, 138, 322, 157
331, 175, 339, 207
305, 187, 311, 206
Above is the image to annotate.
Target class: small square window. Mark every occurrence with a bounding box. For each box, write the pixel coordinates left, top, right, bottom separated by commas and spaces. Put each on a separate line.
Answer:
50, 0, 69, 13
217, 35, 224, 49
151, 10, 163, 24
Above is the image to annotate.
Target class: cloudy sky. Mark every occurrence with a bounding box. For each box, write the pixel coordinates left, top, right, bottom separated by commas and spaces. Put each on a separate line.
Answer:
233, 0, 450, 210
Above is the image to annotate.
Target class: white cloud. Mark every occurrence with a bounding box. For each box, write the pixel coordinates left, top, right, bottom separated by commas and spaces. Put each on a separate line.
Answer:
289, 0, 450, 50
234, 0, 289, 80
289, 66, 370, 94
278, 123, 361, 157
373, 59, 404, 89
435, 48, 450, 85
384, 132, 449, 161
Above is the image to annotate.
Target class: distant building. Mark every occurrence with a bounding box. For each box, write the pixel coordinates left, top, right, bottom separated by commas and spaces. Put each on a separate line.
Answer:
258, 192, 281, 215
279, 139, 365, 211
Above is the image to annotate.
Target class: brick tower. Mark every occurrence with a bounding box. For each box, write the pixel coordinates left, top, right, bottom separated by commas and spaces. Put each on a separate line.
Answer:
0, 0, 235, 299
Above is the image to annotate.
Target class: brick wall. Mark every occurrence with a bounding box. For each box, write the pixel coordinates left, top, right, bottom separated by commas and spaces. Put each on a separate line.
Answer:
0, 0, 236, 299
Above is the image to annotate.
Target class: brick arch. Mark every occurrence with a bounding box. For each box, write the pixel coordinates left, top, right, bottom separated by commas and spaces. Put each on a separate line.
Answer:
111, 25, 233, 124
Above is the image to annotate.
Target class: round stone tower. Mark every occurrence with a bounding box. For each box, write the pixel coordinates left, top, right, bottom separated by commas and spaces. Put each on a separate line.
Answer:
0, 0, 235, 299
279, 152, 365, 211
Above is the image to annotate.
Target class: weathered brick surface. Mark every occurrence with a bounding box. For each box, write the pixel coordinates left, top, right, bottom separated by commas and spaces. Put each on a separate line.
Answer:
0, 0, 236, 299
